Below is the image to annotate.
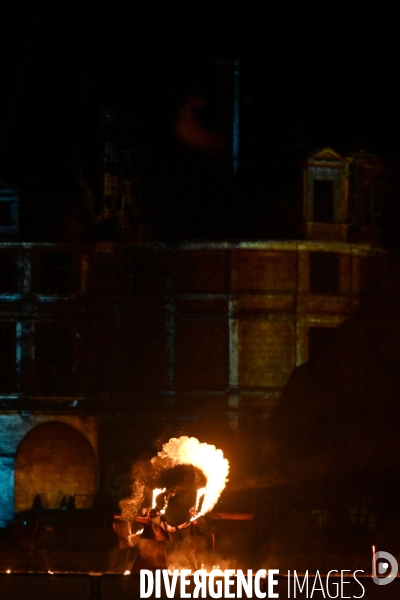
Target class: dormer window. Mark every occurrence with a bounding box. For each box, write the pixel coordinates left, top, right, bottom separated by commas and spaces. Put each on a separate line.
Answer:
304, 148, 350, 241
313, 179, 335, 223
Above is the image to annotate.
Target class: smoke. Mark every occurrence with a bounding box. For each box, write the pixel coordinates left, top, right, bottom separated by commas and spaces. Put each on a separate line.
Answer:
174, 93, 222, 155
167, 544, 241, 574
119, 479, 145, 520
227, 456, 327, 493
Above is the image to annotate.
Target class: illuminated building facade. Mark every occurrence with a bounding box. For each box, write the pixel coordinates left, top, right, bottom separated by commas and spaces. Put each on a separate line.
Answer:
0, 189, 97, 525
0, 146, 383, 526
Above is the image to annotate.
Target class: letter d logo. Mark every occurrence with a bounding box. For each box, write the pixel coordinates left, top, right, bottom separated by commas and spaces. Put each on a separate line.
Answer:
373, 551, 398, 585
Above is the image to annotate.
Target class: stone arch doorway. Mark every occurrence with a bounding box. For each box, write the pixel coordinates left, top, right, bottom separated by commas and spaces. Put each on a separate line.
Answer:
15, 421, 96, 511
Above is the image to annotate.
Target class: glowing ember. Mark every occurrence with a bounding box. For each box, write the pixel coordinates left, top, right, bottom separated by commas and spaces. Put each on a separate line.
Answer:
196, 487, 206, 511
134, 528, 144, 535
156, 436, 229, 515
124, 570, 130, 575
152, 487, 166, 508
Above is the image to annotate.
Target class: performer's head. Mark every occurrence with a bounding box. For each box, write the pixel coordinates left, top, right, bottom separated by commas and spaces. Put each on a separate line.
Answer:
149, 508, 161, 518
189, 506, 198, 518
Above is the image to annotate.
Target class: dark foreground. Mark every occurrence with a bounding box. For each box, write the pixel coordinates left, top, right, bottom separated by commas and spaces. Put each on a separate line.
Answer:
0, 573, 398, 599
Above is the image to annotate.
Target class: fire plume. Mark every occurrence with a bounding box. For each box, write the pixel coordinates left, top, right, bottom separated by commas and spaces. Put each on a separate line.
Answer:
152, 487, 166, 508
156, 437, 229, 514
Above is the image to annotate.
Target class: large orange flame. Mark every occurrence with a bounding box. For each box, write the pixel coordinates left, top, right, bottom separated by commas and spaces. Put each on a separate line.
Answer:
120, 436, 229, 520
155, 436, 229, 515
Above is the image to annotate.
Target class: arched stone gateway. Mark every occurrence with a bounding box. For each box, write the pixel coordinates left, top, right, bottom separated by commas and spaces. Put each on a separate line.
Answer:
15, 421, 96, 511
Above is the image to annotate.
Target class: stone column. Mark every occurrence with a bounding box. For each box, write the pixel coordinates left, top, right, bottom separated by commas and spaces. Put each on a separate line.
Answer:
0, 455, 15, 527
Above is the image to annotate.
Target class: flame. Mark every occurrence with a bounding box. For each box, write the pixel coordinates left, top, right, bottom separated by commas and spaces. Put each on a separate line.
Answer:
134, 528, 144, 535
156, 437, 229, 514
124, 570, 130, 575
152, 487, 166, 508
160, 497, 168, 514
196, 487, 206, 511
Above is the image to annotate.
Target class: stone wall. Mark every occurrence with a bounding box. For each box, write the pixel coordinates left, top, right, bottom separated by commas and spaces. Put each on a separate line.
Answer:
94, 240, 381, 426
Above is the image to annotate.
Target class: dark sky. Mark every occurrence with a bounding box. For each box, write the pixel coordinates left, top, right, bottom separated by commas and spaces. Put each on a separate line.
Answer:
1, 1, 400, 241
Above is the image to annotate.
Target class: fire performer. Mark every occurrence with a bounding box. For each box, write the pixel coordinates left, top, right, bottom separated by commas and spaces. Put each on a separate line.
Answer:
181, 507, 208, 572
131, 508, 189, 573
108, 513, 136, 573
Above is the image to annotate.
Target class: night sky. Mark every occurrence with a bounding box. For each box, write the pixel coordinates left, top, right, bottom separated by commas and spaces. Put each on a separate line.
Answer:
2, 1, 400, 243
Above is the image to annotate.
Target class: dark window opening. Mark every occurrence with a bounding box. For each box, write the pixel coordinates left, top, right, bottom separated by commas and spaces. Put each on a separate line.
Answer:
308, 326, 339, 362
313, 179, 335, 223
0, 202, 12, 227
0, 323, 16, 392
0, 252, 18, 293
35, 327, 74, 394
39, 253, 73, 295
309, 252, 340, 294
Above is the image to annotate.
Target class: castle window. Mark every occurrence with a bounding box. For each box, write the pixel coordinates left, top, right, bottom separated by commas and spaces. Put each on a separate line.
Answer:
313, 179, 335, 223
39, 252, 73, 295
35, 326, 74, 394
0, 323, 16, 392
309, 252, 340, 294
0, 202, 12, 227
0, 252, 18, 294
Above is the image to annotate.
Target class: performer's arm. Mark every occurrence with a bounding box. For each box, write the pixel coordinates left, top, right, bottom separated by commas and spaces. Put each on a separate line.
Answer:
165, 521, 190, 532
136, 508, 150, 523
175, 521, 191, 531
